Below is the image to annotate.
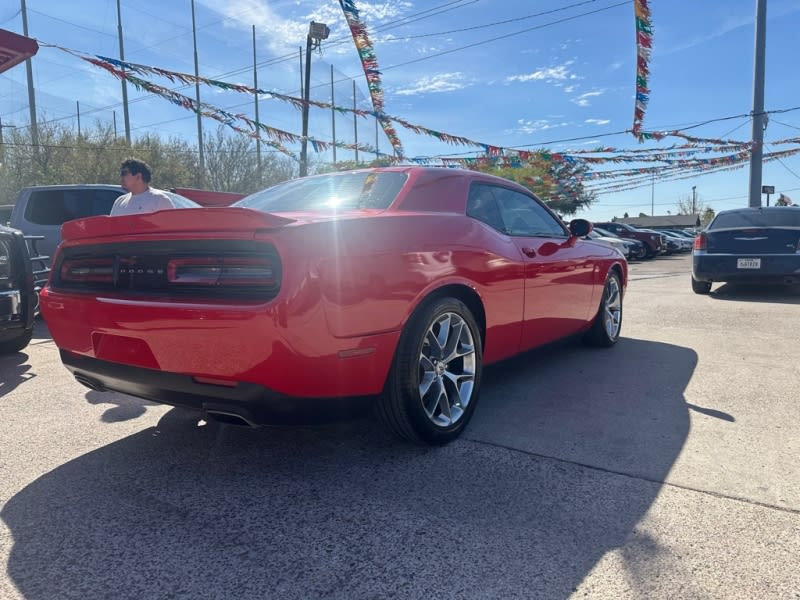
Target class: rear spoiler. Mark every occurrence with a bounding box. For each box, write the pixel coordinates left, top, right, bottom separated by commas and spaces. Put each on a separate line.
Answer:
61, 207, 296, 242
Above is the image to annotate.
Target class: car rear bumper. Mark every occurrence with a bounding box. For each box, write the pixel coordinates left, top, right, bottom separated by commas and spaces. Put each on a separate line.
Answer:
693, 253, 800, 283
61, 350, 373, 425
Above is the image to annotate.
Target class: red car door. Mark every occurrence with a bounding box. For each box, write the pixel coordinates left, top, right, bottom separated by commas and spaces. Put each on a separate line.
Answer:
476, 184, 596, 349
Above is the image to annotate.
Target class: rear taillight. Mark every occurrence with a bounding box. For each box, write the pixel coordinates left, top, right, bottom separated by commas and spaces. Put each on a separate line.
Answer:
167, 256, 276, 287
693, 233, 707, 251
60, 258, 114, 283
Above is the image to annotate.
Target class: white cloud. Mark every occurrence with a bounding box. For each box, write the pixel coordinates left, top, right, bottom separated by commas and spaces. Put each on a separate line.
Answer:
515, 118, 569, 134
505, 60, 577, 84
571, 90, 604, 107
585, 118, 610, 125
395, 72, 468, 96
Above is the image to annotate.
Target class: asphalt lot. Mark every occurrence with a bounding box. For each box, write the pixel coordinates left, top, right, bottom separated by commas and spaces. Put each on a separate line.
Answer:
1, 252, 799, 599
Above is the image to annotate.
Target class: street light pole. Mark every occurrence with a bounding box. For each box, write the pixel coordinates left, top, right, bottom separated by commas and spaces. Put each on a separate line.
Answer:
299, 21, 329, 178
692, 185, 697, 215
748, 0, 768, 208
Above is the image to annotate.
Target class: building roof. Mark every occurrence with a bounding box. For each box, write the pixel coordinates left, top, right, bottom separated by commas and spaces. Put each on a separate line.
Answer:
617, 214, 700, 228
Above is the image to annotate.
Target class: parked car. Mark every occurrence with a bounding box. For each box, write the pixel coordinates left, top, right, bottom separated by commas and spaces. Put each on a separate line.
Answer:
585, 229, 628, 258
9, 185, 202, 266
593, 221, 664, 257
654, 229, 692, 251
0, 225, 37, 353
691, 206, 800, 294
41, 167, 628, 445
593, 226, 647, 260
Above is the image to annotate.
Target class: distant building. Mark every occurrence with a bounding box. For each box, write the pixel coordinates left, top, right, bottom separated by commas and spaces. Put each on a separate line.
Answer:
615, 214, 700, 229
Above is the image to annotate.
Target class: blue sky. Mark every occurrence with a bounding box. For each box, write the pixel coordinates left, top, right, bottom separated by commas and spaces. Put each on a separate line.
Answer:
1, 0, 799, 221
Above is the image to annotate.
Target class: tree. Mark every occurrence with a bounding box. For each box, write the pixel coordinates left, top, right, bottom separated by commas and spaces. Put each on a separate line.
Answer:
701, 207, 715, 226
677, 192, 707, 215
471, 153, 596, 216
0, 120, 299, 202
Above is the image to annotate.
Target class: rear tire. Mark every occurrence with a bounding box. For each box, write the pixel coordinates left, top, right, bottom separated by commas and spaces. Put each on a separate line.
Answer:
691, 277, 712, 294
376, 297, 482, 445
0, 328, 33, 354
584, 272, 623, 347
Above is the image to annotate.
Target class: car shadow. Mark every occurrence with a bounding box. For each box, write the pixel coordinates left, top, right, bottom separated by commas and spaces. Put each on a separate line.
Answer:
2, 338, 694, 599
708, 282, 800, 304
0, 351, 35, 399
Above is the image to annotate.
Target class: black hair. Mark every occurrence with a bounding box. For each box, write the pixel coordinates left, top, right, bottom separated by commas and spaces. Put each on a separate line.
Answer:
121, 158, 152, 183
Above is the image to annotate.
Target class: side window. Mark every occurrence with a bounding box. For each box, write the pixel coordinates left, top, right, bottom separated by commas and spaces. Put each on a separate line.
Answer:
492, 187, 567, 238
23, 189, 119, 225
25, 190, 71, 226
467, 184, 507, 232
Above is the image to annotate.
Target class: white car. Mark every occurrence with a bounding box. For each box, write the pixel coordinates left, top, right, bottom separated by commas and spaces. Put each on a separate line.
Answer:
586, 230, 629, 258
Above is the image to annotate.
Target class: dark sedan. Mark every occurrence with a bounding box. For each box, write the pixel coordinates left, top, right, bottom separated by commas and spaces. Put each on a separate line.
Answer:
691, 206, 800, 294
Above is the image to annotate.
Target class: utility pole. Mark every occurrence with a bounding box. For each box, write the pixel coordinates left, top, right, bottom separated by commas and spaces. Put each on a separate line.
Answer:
299, 22, 329, 178
252, 25, 261, 173
76, 101, 81, 136
116, 0, 131, 144
0, 117, 17, 162
692, 185, 697, 215
330, 65, 336, 164
191, 0, 204, 187
651, 172, 655, 215
748, 0, 768, 208
20, 0, 38, 150
353, 80, 358, 163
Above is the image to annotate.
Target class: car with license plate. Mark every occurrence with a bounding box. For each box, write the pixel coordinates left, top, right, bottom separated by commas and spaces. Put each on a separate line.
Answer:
41, 167, 628, 445
691, 206, 800, 294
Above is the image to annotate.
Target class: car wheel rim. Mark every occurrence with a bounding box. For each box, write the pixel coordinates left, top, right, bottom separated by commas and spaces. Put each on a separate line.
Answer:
603, 277, 622, 339
418, 311, 477, 428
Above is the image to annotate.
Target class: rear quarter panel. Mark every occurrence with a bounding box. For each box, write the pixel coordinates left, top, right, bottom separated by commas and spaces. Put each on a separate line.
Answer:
274, 211, 531, 364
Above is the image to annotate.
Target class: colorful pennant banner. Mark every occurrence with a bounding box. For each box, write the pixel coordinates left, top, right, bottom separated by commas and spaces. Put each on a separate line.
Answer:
632, 0, 653, 140
338, 0, 404, 157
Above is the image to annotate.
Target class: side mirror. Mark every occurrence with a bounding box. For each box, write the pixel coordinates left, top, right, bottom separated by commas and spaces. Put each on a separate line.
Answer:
569, 219, 592, 237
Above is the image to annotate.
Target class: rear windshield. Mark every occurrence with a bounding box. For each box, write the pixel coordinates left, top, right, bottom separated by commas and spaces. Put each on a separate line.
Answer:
711, 209, 800, 229
24, 189, 120, 225
234, 172, 408, 213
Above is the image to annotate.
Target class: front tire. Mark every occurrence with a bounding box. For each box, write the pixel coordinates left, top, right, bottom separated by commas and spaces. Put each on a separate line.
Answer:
584, 272, 623, 347
691, 277, 712, 294
377, 297, 482, 445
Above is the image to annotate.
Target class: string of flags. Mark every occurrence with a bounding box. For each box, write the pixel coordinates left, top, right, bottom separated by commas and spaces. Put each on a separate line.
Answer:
34, 0, 800, 203
338, 0, 404, 157
632, 0, 652, 140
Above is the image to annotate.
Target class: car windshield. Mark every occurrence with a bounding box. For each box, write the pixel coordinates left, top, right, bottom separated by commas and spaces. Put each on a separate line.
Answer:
234, 172, 408, 213
711, 209, 800, 229
163, 191, 201, 209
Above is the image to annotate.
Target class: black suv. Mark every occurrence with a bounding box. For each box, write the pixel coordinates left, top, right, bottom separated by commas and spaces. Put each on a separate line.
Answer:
0, 225, 38, 353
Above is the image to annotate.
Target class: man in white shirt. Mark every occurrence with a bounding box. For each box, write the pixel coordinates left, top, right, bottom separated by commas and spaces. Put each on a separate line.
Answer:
110, 158, 175, 216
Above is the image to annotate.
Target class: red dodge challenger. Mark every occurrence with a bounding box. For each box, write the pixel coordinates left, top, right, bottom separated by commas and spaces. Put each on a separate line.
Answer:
41, 167, 627, 445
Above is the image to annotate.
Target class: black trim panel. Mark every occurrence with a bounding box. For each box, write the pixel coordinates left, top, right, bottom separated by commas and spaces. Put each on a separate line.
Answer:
61, 350, 373, 425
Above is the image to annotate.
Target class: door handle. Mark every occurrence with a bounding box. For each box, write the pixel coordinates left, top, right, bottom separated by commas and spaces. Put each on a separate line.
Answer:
521, 247, 537, 257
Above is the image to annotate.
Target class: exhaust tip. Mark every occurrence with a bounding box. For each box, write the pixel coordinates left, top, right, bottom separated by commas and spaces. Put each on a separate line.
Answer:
204, 409, 257, 428
74, 373, 105, 392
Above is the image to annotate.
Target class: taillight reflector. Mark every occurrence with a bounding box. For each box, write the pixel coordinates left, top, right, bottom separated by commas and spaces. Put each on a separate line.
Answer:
60, 258, 114, 283
167, 257, 275, 286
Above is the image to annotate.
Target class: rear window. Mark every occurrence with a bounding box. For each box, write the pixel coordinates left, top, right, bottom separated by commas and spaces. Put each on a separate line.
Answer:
24, 189, 120, 226
234, 172, 408, 213
710, 209, 800, 229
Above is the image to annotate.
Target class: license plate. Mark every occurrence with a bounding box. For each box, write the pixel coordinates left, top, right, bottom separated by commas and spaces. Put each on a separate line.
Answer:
737, 258, 761, 269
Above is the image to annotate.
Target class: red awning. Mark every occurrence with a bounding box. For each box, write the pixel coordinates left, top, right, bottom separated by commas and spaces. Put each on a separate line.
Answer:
0, 28, 38, 75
